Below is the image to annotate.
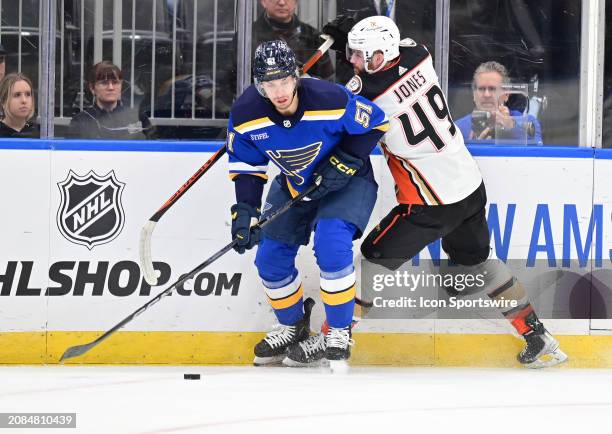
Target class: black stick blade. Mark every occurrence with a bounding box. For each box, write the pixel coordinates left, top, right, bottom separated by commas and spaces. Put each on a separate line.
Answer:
355, 296, 373, 308
60, 341, 97, 362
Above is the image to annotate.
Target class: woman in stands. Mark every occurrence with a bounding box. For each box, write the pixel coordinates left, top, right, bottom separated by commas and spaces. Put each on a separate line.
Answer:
0, 73, 38, 138
69, 61, 155, 140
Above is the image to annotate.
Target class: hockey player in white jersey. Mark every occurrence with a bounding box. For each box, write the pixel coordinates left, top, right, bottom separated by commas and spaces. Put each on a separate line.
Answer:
288, 15, 567, 369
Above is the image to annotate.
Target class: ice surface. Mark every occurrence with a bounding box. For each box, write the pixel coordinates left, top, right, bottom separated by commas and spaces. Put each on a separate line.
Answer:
0, 365, 609, 433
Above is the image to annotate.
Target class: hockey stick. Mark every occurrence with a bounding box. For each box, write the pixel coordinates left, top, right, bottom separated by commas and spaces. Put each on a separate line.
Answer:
139, 146, 226, 285
139, 35, 336, 286
61, 178, 321, 362
302, 34, 335, 74
355, 297, 373, 308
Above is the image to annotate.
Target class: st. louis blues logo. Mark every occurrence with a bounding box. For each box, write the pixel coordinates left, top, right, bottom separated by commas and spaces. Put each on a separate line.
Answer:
266, 142, 322, 185
57, 170, 125, 249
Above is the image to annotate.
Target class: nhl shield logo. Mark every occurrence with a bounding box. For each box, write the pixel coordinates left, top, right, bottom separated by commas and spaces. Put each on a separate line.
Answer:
57, 170, 126, 249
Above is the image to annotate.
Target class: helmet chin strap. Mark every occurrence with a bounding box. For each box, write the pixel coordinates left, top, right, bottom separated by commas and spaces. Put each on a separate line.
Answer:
289, 76, 300, 105
365, 60, 386, 74
289, 82, 298, 101
364, 53, 386, 74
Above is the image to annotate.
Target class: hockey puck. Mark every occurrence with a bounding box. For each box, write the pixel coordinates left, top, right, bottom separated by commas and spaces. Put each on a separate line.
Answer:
183, 373, 201, 380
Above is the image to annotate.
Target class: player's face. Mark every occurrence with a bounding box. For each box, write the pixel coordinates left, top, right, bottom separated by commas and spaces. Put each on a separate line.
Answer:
6, 79, 33, 121
349, 49, 384, 74
261, 76, 298, 113
261, 0, 296, 23
349, 49, 366, 73
473, 71, 508, 111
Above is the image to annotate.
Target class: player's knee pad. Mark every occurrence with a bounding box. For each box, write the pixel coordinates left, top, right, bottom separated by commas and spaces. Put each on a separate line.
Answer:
254, 237, 300, 282
313, 218, 355, 273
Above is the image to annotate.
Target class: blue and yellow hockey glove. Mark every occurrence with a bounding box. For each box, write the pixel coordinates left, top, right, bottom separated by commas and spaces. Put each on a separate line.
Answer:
308, 148, 363, 201
230, 202, 262, 254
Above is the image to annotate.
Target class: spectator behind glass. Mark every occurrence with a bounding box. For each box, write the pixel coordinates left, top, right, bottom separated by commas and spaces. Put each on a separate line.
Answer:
254, 0, 334, 81
455, 61, 543, 145
69, 61, 155, 140
0, 73, 39, 138
0, 44, 7, 82
226, 0, 334, 97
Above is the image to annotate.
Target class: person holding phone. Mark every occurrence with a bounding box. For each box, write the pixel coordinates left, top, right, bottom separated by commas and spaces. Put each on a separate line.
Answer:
455, 61, 542, 144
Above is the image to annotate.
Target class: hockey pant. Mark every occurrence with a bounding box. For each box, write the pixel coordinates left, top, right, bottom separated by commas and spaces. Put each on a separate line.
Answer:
361, 182, 541, 336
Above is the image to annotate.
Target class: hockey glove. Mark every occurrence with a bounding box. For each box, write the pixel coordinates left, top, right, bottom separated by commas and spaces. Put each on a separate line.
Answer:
231, 202, 262, 254
322, 15, 356, 52
308, 149, 363, 201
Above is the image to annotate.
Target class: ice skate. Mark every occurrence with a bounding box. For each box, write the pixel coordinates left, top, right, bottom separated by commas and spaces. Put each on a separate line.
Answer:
518, 314, 568, 368
283, 333, 326, 367
325, 326, 354, 373
253, 297, 315, 366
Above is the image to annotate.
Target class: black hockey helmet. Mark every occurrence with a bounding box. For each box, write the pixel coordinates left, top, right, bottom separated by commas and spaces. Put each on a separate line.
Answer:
253, 40, 298, 96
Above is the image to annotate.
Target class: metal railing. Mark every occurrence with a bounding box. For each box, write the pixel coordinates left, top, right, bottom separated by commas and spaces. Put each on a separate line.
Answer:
51, 0, 237, 131
1, 0, 605, 146
5, 0, 332, 136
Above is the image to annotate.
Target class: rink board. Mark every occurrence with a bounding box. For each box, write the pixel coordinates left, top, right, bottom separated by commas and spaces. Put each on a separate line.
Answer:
0, 140, 611, 366
4, 331, 612, 368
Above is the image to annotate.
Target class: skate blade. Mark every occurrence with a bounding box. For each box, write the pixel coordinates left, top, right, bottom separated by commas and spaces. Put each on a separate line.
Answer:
328, 359, 350, 374
253, 355, 285, 366
282, 356, 328, 368
526, 348, 568, 369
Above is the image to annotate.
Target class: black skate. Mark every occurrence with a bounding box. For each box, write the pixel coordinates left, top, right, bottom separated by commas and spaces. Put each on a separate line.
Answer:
253, 297, 314, 366
283, 318, 360, 367
325, 326, 354, 373
283, 333, 326, 367
518, 313, 568, 368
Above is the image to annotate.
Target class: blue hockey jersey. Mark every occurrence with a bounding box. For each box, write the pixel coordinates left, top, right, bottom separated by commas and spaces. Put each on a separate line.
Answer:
227, 78, 389, 201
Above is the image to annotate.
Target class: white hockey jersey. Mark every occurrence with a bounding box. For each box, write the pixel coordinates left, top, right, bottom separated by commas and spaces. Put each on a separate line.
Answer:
346, 41, 482, 205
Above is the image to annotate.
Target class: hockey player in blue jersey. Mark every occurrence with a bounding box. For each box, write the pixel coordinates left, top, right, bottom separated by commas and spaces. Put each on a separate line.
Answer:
227, 40, 389, 367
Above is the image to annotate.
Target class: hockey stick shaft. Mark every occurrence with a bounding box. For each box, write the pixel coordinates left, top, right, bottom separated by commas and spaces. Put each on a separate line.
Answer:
355, 297, 373, 308
61, 180, 320, 362
301, 35, 335, 74
139, 146, 227, 285
153, 145, 227, 223
140, 36, 335, 286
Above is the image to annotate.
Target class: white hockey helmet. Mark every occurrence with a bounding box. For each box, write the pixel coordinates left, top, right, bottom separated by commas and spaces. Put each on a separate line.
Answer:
347, 16, 401, 73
